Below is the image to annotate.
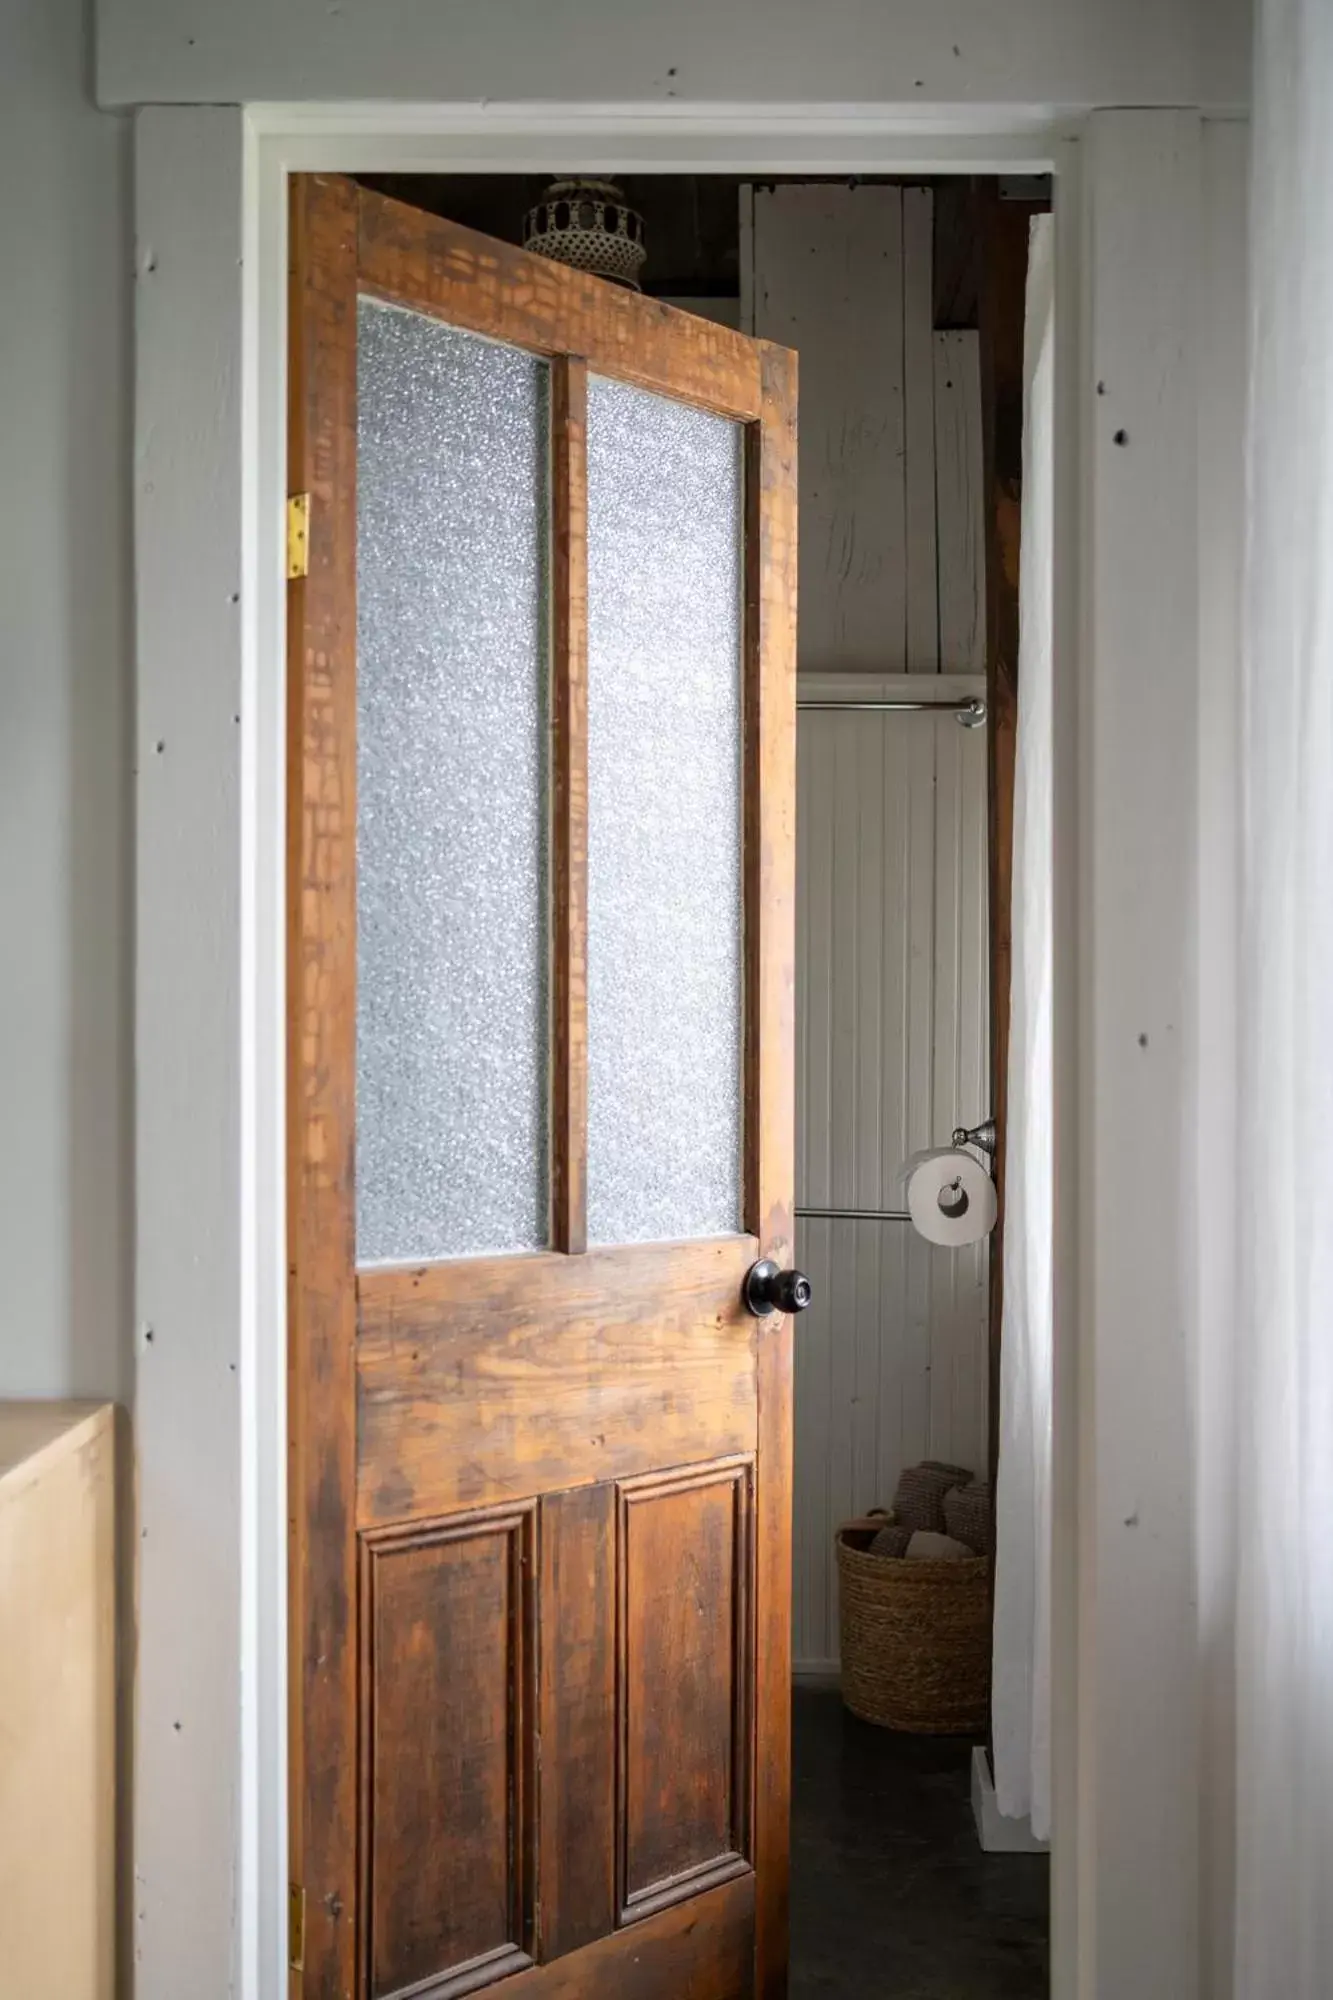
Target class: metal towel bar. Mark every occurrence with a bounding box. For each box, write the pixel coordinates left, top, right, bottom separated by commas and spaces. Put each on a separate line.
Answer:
795, 1205, 912, 1223
798, 695, 986, 727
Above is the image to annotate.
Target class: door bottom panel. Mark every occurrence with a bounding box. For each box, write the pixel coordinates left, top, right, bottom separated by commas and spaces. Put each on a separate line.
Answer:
358, 1463, 756, 1997
508, 1874, 754, 1999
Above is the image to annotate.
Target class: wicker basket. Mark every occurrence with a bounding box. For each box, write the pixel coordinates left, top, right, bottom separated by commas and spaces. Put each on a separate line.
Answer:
836, 1518, 990, 1734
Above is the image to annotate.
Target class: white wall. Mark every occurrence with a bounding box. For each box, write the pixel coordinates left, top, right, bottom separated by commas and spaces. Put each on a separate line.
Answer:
0, 0, 132, 1406
134, 103, 252, 2000
1068, 108, 1248, 2000
94, 0, 1251, 113
1079, 110, 1204, 1996
1194, 115, 1248, 2000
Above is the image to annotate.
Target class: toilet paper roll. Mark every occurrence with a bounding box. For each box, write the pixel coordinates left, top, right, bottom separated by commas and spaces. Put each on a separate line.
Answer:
902, 1147, 997, 1247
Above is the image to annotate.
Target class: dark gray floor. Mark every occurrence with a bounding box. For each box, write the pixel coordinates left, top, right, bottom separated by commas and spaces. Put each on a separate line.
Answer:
790, 1688, 1049, 2000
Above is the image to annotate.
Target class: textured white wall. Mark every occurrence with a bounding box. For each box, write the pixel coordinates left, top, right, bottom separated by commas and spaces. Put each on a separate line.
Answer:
0, 0, 132, 1403
94, 0, 1251, 112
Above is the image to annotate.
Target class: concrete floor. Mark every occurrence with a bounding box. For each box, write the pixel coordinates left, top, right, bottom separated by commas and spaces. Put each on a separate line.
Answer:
790, 1687, 1049, 2000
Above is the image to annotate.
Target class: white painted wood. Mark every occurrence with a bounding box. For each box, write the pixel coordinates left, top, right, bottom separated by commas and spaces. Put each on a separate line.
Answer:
1194, 115, 1247, 2000
750, 187, 966, 682
247, 106, 1075, 176
1072, 108, 1204, 2000
753, 184, 908, 672
934, 330, 987, 673
94, 1, 1252, 113
903, 186, 940, 672
135, 104, 252, 2000
794, 703, 989, 1669
0, 1403, 116, 2000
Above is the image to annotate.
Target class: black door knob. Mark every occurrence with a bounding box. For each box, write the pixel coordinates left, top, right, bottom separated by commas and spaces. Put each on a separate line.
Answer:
743, 1258, 813, 1318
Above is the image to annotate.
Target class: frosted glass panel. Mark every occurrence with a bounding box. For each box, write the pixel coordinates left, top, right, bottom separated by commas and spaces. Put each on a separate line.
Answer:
585, 376, 744, 1245
356, 298, 548, 1264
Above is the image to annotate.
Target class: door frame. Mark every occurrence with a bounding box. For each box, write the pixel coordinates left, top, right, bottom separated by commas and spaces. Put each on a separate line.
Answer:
133, 98, 1227, 2000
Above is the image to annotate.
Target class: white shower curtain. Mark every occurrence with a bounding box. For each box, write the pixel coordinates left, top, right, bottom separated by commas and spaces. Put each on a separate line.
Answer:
990, 214, 1054, 1840
1234, 1, 1333, 1990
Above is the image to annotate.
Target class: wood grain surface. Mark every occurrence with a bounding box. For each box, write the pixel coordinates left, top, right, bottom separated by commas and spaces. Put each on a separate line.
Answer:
289, 174, 797, 2000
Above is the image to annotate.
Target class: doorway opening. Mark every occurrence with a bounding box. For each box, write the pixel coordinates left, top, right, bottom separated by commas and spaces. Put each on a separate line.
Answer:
293, 165, 1052, 1998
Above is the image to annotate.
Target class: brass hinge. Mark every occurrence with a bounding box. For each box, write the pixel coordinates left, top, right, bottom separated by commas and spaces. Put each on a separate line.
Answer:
286, 493, 310, 580
288, 1882, 306, 1973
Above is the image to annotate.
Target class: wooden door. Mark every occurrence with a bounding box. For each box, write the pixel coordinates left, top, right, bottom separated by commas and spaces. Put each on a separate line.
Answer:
287, 177, 798, 2000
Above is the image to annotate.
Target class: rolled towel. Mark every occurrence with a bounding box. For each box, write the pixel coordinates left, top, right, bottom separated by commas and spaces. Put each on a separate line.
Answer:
906, 1529, 975, 1561
943, 1479, 993, 1554
868, 1523, 912, 1558
893, 1461, 975, 1534
922, 1460, 976, 1483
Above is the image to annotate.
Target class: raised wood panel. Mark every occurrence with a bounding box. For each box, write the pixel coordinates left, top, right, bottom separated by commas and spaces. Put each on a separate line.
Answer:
537, 1485, 616, 1960
360, 1506, 536, 1999
617, 1459, 754, 1922
356, 1239, 758, 1524
357, 187, 764, 422
794, 709, 989, 1669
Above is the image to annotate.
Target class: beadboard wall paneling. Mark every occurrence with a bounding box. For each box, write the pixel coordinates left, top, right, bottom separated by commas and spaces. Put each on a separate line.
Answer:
752, 181, 990, 1672
793, 706, 989, 1671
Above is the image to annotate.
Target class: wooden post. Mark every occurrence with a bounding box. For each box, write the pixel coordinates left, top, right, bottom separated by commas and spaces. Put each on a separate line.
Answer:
975, 181, 1043, 1505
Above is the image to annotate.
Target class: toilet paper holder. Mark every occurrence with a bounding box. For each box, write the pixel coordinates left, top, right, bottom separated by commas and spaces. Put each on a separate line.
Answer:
951, 1118, 997, 1158
903, 1130, 1000, 1242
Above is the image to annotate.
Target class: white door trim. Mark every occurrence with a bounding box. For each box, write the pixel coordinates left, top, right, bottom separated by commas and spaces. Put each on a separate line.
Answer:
133, 101, 1212, 2000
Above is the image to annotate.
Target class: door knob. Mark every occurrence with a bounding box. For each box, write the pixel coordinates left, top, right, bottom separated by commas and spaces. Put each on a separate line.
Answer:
744, 1258, 813, 1318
